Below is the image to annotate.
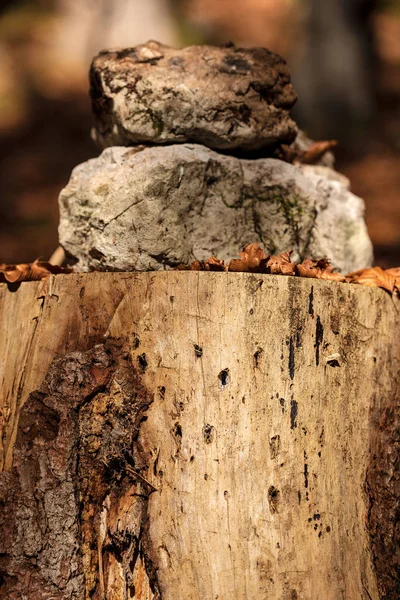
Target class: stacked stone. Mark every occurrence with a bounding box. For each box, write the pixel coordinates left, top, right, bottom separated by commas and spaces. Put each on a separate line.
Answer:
58, 41, 373, 273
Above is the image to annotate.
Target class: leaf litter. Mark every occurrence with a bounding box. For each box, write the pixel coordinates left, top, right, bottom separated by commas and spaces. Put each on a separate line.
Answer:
0, 244, 399, 298
0, 259, 71, 283
178, 244, 400, 297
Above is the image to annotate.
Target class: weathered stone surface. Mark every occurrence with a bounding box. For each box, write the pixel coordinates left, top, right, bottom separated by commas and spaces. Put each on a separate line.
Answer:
90, 41, 298, 151
58, 144, 373, 273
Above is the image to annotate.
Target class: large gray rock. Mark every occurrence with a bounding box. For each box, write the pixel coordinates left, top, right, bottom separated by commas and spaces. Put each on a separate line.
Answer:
58, 144, 373, 273
90, 41, 297, 151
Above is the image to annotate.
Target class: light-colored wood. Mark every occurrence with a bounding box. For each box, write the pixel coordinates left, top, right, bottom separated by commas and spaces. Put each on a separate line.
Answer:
0, 272, 398, 599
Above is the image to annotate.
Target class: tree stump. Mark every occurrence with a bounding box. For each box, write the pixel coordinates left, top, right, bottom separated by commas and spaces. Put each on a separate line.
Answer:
0, 272, 398, 599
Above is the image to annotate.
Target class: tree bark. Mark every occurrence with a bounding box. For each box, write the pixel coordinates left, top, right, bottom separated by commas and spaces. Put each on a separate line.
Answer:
0, 272, 398, 599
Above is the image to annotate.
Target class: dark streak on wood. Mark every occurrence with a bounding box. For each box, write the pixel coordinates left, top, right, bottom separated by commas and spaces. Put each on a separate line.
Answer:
308, 286, 314, 317
289, 337, 295, 379
314, 315, 324, 366
290, 398, 298, 429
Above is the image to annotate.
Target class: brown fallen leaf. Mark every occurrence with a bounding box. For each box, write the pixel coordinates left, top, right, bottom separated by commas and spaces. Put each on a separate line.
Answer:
345, 267, 396, 294
266, 251, 296, 276
317, 270, 346, 282
204, 256, 227, 271
386, 267, 400, 278
177, 256, 227, 272
296, 260, 320, 279
386, 268, 400, 295
0, 259, 72, 283
297, 258, 345, 282
228, 243, 269, 273
299, 140, 338, 165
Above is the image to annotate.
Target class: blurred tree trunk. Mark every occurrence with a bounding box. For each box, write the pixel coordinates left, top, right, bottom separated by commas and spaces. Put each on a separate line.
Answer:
0, 272, 399, 599
293, 0, 378, 147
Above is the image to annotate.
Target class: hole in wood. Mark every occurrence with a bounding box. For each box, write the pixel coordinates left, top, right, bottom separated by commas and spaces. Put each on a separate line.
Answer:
218, 368, 230, 388
268, 486, 281, 513
173, 422, 182, 438
203, 423, 215, 444
194, 344, 203, 358
138, 353, 148, 371
253, 347, 263, 368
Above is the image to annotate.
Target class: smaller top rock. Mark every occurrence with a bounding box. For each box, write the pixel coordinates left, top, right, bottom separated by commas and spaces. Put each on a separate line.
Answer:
90, 41, 298, 152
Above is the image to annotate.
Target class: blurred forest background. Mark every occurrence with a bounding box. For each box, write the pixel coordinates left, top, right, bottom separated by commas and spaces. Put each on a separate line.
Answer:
0, 0, 399, 266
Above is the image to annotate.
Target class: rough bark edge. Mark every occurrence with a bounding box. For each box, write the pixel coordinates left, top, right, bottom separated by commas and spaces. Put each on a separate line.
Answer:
0, 340, 159, 599
366, 383, 400, 600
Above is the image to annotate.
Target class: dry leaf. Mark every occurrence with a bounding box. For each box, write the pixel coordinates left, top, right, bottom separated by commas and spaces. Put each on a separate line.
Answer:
296, 259, 319, 279
228, 243, 269, 273
345, 267, 396, 294
386, 268, 400, 295
299, 140, 338, 165
204, 256, 227, 271
177, 256, 227, 272
297, 258, 345, 282
266, 251, 296, 276
0, 259, 71, 283
317, 270, 346, 282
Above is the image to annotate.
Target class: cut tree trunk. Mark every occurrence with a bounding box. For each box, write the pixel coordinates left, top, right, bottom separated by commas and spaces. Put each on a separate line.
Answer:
0, 272, 398, 600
